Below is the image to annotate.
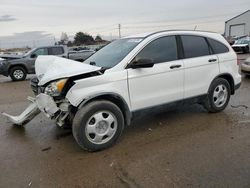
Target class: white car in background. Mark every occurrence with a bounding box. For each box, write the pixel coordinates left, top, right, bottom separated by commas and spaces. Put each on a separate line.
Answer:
3, 30, 241, 151
241, 57, 250, 75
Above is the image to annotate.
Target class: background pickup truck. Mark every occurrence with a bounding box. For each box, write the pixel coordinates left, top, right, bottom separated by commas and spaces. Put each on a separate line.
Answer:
0, 45, 95, 81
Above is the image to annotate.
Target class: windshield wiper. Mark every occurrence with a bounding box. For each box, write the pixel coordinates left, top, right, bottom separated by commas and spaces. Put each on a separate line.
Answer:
90, 61, 96, 66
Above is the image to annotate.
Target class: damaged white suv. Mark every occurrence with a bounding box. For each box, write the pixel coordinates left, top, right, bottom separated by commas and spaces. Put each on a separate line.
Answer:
3, 30, 241, 151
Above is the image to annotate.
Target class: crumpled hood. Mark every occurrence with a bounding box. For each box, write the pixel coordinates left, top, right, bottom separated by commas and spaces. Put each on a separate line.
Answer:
35, 56, 101, 86
232, 44, 249, 47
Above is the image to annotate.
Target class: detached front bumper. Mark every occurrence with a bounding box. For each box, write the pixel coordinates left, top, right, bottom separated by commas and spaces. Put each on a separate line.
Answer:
2, 94, 60, 125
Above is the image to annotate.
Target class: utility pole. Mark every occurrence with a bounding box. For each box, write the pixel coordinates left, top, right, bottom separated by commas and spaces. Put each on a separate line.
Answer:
118, 24, 121, 38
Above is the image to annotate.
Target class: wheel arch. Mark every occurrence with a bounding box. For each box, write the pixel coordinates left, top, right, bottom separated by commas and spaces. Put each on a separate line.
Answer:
8, 64, 28, 75
78, 93, 132, 126
212, 73, 235, 95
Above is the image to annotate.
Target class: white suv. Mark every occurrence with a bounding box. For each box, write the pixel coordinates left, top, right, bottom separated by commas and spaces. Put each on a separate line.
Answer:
3, 30, 241, 151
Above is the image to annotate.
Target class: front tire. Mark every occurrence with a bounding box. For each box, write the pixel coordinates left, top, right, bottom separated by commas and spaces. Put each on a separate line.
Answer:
203, 78, 231, 113
72, 100, 124, 151
9, 66, 27, 81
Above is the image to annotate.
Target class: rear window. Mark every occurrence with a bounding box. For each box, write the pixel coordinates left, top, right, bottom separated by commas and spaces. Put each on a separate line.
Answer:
181, 35, 210, 58
207, 38, 229, 54
49, 47, 64, 55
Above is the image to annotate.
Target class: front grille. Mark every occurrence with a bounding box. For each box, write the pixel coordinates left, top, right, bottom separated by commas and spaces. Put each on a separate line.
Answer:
30, 77, 39, 95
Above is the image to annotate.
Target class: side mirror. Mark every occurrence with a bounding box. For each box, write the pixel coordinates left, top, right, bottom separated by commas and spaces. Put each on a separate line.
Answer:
30, 54, 37, 59
129, 58, 154, 69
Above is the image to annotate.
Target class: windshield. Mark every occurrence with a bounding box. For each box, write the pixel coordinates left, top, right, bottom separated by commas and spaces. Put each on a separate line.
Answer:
235, 40, 249, 44
23, 49, 35, 57
84, 38, 143, 68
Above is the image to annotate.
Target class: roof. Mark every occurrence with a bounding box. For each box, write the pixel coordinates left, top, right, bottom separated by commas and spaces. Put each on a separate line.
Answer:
124, 30, 218, 39
226, 9, 250, 23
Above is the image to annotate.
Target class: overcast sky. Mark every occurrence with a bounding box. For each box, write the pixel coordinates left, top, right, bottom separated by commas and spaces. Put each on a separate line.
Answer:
0, 0, 250, 48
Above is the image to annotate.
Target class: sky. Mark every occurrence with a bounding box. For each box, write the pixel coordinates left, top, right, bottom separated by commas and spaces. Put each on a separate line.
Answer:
0, 0, 250, 48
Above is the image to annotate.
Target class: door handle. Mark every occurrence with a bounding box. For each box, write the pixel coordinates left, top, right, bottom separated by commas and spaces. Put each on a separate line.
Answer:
170, 65, 182, 69
208, 59, 217, 62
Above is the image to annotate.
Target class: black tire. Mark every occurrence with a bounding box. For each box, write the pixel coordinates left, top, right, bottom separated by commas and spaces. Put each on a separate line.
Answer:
9, 66, 27, 81
203, 78, 231, 113
72, 100, 124, 151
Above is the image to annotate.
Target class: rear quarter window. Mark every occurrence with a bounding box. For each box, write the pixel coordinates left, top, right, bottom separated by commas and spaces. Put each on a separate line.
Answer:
207, 38, 229, 54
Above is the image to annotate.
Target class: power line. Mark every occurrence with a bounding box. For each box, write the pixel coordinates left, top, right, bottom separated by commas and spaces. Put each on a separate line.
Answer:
118, 24, 121, 38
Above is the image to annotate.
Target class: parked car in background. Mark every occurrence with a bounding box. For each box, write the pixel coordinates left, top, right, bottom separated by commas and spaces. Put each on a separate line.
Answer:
241, 57, 250, 75
68, 50, 95, 62
3, 30, 241, 151
232, 37, 250, 53
0, 45, 68, 81
0, 45, 96, 81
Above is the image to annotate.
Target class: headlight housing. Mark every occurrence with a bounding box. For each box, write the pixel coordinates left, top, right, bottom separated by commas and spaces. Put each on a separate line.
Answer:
45, 78, 68, 96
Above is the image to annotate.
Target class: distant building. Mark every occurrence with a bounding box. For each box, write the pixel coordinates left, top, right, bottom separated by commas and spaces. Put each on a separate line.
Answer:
225, 10, 250, 38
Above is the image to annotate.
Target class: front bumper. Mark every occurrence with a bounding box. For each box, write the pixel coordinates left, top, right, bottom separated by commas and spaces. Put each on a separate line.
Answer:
0, 66, 8, 76
36, 94, 59, 117
2, 94, 60, 125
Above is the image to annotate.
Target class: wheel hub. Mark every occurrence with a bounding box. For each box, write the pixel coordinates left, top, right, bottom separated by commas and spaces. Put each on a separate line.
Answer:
96, 120, 108, 134
213, 84, 228, 108
13, 70, 24, 79
85, 111, 118, 145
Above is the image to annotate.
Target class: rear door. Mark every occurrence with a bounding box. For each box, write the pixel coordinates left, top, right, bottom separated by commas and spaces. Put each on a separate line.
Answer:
49, 47, 65, 57
127, 35, 184, 111
180, 35, 220, 98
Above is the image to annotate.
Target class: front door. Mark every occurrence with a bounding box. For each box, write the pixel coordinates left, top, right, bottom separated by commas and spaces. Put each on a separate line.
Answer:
28, 48, 49, 73
127, 36, 184, 111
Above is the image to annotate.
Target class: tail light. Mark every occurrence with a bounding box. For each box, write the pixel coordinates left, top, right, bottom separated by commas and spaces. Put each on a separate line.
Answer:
234, 51, 240, 65
237, 57, 240, 65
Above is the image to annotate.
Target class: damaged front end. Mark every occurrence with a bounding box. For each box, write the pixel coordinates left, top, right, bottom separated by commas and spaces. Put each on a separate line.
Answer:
3, 77, 72, 127
2, 56, 104, 127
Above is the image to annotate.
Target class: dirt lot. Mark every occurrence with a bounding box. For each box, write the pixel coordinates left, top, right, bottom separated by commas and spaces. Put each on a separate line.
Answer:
0, 54, 250, 188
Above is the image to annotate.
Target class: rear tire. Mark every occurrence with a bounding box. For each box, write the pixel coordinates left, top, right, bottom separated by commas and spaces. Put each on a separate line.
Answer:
10, 66, 27, 81
203, 78, 231, 113
72, 100, 124, 151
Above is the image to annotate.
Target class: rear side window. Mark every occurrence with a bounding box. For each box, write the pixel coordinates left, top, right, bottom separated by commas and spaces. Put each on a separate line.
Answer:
49, 47, 64, 55
181, 35, 210, 58
207, 38, 229, 54
136, 36, 178, 64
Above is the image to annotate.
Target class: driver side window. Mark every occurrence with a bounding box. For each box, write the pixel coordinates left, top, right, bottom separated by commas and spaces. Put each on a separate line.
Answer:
135, 36, 178, 64
32, 48, 49, 57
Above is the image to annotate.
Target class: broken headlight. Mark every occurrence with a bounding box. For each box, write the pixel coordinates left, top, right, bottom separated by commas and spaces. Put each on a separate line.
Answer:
45, 79, 68, 97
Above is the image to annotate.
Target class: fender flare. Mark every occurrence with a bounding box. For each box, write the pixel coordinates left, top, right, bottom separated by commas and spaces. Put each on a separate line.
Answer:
210, 73, 235, 94
78, 92, 132, 126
